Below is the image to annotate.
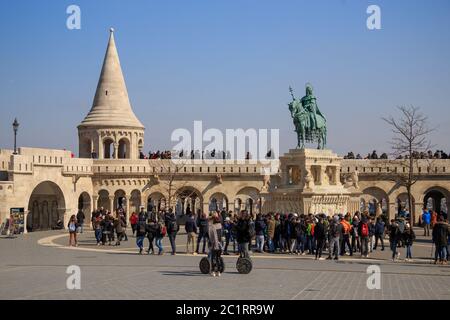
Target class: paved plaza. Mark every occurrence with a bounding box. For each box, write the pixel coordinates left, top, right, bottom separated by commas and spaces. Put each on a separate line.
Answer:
1, 228, 449, 300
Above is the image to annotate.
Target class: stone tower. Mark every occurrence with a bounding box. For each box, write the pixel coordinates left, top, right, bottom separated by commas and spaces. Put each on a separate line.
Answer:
78, 28, 145, 159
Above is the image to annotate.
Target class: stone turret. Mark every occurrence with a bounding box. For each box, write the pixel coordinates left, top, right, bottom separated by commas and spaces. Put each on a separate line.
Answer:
78, 28, 145, 159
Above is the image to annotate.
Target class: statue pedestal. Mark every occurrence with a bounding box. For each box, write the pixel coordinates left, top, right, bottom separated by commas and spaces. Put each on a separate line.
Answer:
268, 148, 359, 215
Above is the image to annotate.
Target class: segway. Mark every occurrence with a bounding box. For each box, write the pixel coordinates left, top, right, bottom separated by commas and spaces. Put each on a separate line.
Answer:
199, 256, 225, 274
236, 251, 253, 274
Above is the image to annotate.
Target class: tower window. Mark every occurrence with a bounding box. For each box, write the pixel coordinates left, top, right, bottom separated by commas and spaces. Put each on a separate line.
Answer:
105, 90, 108, 95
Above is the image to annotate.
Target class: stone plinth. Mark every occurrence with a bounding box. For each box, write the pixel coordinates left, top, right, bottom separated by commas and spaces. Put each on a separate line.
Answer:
269, 148, 359, 215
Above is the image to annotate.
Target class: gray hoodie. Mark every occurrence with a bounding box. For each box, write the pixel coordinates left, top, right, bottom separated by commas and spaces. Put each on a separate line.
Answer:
208, 221, 221, 251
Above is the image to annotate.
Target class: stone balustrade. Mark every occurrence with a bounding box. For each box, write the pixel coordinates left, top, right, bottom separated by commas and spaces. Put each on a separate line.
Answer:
341, 159, 450, 176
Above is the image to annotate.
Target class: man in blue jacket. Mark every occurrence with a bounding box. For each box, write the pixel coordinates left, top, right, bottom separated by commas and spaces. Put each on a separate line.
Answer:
422, 209, 431, 236
373, 217, 385, 251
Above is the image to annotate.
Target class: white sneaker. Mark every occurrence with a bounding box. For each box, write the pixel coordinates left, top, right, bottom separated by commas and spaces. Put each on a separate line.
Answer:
217, 272, 221, 277
211, 272, 216, 277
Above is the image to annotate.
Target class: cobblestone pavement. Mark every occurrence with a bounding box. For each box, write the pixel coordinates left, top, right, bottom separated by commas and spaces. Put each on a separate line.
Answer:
1, 227, 449, 300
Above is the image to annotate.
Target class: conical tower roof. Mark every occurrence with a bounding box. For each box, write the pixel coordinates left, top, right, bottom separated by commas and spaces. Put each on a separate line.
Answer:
78, 28, 144, 129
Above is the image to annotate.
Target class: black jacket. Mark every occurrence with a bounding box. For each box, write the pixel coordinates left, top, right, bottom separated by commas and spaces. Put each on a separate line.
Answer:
196, 216, 209, 235
76, 211, 85, 224
314, 222, 326, 240
432, 222, 449, 247
235, 219, 251, 243
185, 216, 198, 233
165, 213, 178, 234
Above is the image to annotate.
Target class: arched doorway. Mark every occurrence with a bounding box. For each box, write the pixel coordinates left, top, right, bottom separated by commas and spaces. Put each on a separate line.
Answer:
118, 138, 130, 159
97, 190, 110, 211
236, 187, 260, 217
396, 193, 415, 217
147, 192, 166, 213
175, 187, 202, 216
28, 181, 66, 231
114, 190, 126, 212
78, 192, 91, 222
360, 187, 389, 217
130, 189, 141, 214
209, 193, 228, 213
424, 187, 449, 214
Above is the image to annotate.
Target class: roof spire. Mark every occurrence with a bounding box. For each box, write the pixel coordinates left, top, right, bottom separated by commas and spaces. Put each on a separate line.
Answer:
78, 28, 144, 129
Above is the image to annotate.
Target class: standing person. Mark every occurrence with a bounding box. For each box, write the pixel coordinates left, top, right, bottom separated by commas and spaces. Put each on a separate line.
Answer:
306, 218, 315, 255
76, 209, 85, 233
389, 219, 401, 261
358, 215, 370, 258
314, 217, 326, 260
404, 222, 416, 261
105, 213, 115, 245
146, 218, 159, 254
68, 215, 78, 247
119, 210, 128, 241
368, 218, 376, 253
129, 212, 138, 236
113, 212, 125, 246
327, 216, 342, 260
235, 210, 252, 258
432, 216, 450, 264
155, 222, 165, 255
223, 217, 233, 255
296, 216, 307, 255
93, 212, 103, 245
351, 216, 360, 253
165, 208, 179, 255
208, 216, 223, 277
422, 209, 431, 236
185, 212, 198, 255
431, 211, 438, 230
373, 217, 385, 251
255, 214, 266, 253
196, 212, 209, 254
136, 210, 147, 254
340, 216, 352, 256
289, 215, 298, 254
273, 214, 281, 252
266, 214, 276, 253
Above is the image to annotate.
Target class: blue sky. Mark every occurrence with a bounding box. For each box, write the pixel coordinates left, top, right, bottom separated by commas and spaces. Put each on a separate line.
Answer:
0, 0, 449, 156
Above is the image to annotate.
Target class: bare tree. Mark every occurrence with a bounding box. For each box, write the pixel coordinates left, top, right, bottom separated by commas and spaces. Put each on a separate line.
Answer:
382, 105, 434, 223
149, 158, 200, 215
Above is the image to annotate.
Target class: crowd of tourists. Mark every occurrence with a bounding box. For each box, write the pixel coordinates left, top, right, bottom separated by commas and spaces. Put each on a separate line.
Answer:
343, 150, 449, 160
65, 205, 450, 265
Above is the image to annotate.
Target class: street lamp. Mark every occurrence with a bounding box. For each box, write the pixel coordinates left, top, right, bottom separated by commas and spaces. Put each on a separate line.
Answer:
12, 118, 19, 155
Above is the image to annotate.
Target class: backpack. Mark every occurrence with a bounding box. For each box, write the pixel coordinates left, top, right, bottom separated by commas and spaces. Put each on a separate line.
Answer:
361, 222, 369, 237
161, 225, 167, 237
168, 220, 177, 233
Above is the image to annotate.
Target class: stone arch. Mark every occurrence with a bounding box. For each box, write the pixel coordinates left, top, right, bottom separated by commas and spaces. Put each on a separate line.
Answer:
360, 186, 389, 217
147, 192, 166, 213
114, 189, 127, 211
78, 192, 92, 223
208, 192, 229, 213
423, 186, 450, 214
130, 189, 141, 213
103, 138, 114, 159
118, 137, 131, 159
175, 186, 203, 216
28, 181, 66, 231
395, 193, 415, 217
97, 189, 110, 211
235, 187, 261, 216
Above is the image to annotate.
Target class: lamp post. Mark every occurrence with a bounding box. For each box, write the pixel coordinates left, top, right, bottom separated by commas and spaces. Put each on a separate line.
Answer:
12, 118, 19, 155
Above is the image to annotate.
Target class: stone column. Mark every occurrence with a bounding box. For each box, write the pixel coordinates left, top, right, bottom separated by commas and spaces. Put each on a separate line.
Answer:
414, 202, 424, 225
113, 143, 119, 159
23, 209, 29, 234
126, 195, 131, 215
92, 195, 98, 211
334, 166, 340, 186
141, 195, 147, 212
109, 196, 115, 212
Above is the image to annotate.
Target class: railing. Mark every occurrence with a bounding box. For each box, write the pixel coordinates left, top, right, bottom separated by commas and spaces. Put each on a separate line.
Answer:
341, 159, 450, 175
